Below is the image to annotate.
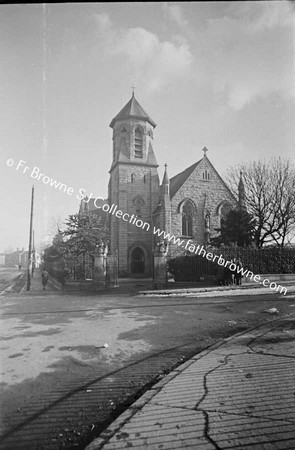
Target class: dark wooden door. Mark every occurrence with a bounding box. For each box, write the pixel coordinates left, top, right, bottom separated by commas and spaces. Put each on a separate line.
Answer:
131, 247, 145, 274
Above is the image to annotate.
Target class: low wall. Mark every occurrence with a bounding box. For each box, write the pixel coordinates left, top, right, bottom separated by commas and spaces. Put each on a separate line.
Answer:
48, 276, 64, 291
168, 273, 295, 290
63, 280, 105, 291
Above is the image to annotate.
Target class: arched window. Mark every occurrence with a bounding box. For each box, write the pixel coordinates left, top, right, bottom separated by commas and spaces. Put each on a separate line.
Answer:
219, 203, 231, 228
202, 169, 210, 180
116, 137, 126, 162
131, 174, 135, 183
182, 201, 194, 236
134, 128, 143, 158
120, 137, 127, 149
133, 195, 145, 217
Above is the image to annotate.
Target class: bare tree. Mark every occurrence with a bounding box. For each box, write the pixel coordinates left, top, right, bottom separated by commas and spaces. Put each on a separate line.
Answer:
226, 157, 295, 247
36, 240, 51, 256
47, 216, 65, 240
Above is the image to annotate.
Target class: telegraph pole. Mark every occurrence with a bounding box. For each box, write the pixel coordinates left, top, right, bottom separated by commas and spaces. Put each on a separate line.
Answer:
32, 229, 35, 278
26, 186, 34, 291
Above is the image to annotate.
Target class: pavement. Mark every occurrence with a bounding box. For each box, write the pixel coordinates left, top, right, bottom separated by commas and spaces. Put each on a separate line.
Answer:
19, 269, 59, 295
86, 314, 295, 450
140, 276, 295, 298
20, 271, 295, 298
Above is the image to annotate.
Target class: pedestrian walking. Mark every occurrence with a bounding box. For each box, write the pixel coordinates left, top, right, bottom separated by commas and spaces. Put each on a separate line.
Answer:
41, 269, 49, 290
234, 259, 242, 285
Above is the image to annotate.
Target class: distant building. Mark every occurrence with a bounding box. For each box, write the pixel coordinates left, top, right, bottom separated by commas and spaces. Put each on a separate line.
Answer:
34, 251, 41, 269
0, 253, 5, 267
5, 248, 28, 268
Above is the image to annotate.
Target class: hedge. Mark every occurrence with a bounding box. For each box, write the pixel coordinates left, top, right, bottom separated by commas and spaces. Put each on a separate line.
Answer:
168, 247, 295, 282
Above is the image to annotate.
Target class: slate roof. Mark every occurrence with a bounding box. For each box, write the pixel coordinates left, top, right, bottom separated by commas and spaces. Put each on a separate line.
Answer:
146, 142, 158, 166
79, 198, 108, 226
110, 94, 157, 128
169, 159, 202, 198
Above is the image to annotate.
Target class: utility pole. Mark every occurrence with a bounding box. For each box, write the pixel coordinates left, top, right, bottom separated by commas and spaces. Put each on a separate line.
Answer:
26, 186, 34, 291
32, 229, 35, 278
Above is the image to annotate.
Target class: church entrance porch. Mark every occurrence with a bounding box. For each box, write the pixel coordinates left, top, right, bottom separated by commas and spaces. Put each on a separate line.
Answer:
127, 243, 151, 277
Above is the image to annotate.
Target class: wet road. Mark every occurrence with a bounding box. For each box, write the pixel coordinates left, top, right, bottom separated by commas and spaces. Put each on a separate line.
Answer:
1, 287, 295, 449
0, 269, 23, 294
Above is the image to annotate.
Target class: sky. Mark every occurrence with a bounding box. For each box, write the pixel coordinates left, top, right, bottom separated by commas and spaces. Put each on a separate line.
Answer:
0, 1, 294, 253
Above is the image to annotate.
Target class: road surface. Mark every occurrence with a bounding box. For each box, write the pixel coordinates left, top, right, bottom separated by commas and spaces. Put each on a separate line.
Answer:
0, 278, 294, 449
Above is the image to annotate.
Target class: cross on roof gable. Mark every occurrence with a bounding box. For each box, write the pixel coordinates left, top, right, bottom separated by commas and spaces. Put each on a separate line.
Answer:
169, 156, 236, 202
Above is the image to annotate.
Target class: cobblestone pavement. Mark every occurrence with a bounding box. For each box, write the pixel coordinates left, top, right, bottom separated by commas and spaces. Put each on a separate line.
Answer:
86, 316, 295, 450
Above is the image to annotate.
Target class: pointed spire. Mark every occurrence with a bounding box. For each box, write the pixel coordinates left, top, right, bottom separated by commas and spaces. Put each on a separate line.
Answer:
162, 163, 169, 184
238, 170, 246, 210
161, 163, 169, 196
110, 93, 156, 128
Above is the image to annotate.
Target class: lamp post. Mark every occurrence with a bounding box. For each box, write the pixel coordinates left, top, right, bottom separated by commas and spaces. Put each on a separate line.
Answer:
26, 186, 34, 291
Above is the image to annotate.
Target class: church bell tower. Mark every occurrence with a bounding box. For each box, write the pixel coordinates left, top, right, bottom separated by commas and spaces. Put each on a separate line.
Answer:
108, 93, 160, 277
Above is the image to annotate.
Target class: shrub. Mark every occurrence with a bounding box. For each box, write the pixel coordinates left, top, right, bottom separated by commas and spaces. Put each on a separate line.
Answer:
168, 247, 295, 281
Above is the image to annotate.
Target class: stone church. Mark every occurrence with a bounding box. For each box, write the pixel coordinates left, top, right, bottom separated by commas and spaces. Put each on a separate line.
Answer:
83, 93, 244, 277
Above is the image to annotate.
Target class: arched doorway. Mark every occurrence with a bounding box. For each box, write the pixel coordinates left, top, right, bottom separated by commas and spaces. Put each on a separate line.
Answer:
131, 247, 145, 274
